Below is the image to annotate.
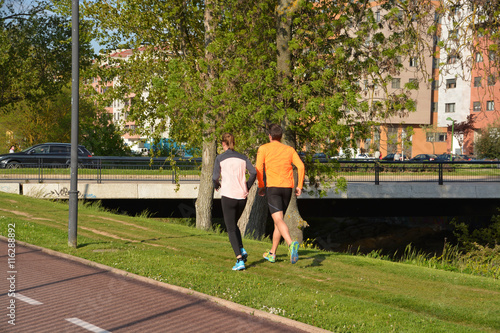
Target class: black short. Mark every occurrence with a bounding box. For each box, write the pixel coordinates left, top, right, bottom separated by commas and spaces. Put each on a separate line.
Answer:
266, 187, 293, 214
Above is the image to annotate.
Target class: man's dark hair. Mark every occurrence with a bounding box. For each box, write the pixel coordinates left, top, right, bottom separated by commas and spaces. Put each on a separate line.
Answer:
268, 124, 283, 141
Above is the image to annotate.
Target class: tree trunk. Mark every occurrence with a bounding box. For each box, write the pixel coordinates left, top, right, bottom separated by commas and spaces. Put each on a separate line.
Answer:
276, 0, 306, 243
238, 181, 269, 239
195, 139, 216, 231
282, 122, 307, 243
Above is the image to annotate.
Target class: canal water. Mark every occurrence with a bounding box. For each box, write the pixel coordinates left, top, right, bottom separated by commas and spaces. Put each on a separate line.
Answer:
95, 198, 500, 256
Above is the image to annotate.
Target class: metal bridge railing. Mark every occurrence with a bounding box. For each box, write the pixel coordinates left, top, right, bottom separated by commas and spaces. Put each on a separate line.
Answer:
0, 158, 499, 185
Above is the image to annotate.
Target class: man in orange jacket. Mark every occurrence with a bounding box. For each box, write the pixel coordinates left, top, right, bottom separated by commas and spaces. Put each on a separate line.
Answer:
256, 124, 305, 264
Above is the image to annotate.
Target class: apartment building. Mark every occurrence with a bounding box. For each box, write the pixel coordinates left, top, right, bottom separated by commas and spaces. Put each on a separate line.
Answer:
436, 5, 472, 155
468, 36, 500, 154
367, 2, 499, 159
365, 4, 441, 158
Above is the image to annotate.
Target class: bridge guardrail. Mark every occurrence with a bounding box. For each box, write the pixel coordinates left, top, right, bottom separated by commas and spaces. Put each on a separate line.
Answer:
0, 158, 498, 185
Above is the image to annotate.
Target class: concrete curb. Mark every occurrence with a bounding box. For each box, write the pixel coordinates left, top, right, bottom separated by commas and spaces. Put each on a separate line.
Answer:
2, 236, 332, 333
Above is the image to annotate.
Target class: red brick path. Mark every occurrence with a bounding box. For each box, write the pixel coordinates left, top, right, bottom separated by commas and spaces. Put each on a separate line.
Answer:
0, 239, 323, 333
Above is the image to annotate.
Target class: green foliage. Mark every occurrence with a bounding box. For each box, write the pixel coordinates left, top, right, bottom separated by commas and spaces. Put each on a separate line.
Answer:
80, 111, 132, 156
0, 9, 93, 110
357, 241, 500, 279
460, 243, 500, 279
475, 124, 500, 160
0, 81, 129, 155
451, 214, 500, 251
0, 2, 96, 149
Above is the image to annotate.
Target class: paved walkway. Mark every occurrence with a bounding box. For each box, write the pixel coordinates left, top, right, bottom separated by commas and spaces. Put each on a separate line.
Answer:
0, 239, 329, 333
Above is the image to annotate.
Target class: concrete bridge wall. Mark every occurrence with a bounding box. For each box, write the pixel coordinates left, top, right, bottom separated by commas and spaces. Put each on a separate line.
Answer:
1, 182, 499, 200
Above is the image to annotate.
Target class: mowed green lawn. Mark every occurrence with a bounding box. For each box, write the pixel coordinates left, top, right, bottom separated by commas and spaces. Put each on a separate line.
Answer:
0, 192, 498, 332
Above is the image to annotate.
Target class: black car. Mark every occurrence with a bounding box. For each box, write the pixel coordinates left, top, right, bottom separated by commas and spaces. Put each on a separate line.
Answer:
381, 153, 407, 161
0, 143, 94, 168
409, 154, 438, 162
436, 153, 452, 161
436, 154, 476, 161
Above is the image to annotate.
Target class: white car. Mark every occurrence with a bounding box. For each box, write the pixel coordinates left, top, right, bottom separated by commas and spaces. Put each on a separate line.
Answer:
354, 153, 374, 159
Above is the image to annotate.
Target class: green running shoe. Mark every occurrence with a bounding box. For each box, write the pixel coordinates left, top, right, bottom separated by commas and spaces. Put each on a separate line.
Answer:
263, 250, 276, 263
289, 241, 299, 264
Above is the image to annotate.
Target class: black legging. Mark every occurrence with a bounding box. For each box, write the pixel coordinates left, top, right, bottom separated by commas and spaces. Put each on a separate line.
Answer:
221, 196, 247, 257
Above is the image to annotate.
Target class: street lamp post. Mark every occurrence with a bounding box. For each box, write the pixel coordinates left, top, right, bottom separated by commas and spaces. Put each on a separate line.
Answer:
446, 117, 455, 161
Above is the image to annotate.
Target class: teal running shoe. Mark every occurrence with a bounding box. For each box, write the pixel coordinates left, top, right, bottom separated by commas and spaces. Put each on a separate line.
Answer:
240, 248, 248, 263
263, 251, 276, 263
232, 259, 245, 271
289, 241, 299, 264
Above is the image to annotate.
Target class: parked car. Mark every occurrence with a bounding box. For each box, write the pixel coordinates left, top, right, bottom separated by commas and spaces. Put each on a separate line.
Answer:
0, 143, 94, 168
457, 154, 476, 161
436, 154, 475, 161
354, 153, 375, 159
436, 153, 453, 161
409, 154, 437, 162
381, 153, 407, 161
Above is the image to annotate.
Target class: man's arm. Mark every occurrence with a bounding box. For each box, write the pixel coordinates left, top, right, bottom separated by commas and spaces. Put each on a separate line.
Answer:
256, 147, 267, 196
255, 147, 265, 189
245, 157, 257, 190
292, 150, 305, 195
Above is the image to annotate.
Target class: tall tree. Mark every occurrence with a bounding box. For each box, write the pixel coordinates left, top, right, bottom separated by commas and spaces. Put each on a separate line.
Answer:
82, 0, 276, 232
475, 122, 500, 159
195, 0, 218, 230
0, 1, 94, 148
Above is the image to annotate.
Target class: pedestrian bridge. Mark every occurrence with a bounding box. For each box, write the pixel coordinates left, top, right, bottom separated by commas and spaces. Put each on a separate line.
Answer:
1, 181, 499, 200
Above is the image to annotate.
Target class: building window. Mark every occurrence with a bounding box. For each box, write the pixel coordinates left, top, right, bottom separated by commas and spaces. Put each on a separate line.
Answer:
448, 29, 458, 40
487, 100, 495, 111
488, 75, 496, 86
373, 127, 380, 143
447, 53, 458, 64
409, 57, 418, 67
408, 78, 419, 88
489, 51, 496, 62
446, 78, 457, 89
432, 80, 439, 90
426, 132, 447, 142
473, 101, 481, 112
387, 127, 398, 154
445, 103, 455, 113
476, 52, 483, 62
474, 76, 482, 87
437, 133, 447, 142
392, 78, 401, 89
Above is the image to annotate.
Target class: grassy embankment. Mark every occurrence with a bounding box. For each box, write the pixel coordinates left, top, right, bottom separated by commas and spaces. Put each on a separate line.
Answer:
0, 192, 499, 332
